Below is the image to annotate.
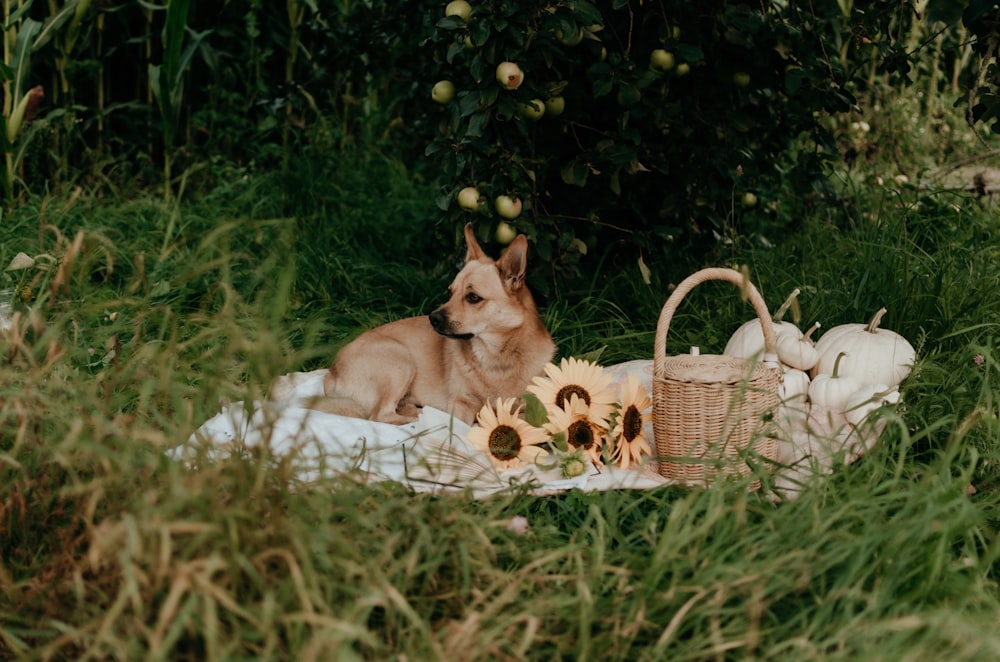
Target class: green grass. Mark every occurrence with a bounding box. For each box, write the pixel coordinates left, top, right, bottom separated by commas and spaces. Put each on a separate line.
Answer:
3, 144, 1000, 659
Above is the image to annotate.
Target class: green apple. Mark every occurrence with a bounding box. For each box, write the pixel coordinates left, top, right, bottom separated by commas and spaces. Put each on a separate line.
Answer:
495, 221, 517, 245
556, 25, 583, 46
544, 96, 565, 116
495, 61, 524, 90
742, 191, 758, 208
733, 71, 751, 87
649, 49, 675, 73
431, 80, 455, 104
457, 186, 481, 211
494, 195, 522, 219
518, 99, 545, 120
675, 62, 690, 76
445, 0, 472, 22
616, 85, 641, 108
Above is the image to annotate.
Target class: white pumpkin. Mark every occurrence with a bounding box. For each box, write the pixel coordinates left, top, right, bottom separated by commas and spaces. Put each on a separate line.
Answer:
724, 288, 804, 359
812, 307, 915, 386
808, 352, 862, 412
844, 383, 900, 429
780, 367, 811, 402
776, 321, 821, 371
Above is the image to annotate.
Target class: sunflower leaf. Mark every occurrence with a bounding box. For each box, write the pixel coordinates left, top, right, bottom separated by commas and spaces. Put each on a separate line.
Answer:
523, 392, 549, 427
533, 453, 559, 472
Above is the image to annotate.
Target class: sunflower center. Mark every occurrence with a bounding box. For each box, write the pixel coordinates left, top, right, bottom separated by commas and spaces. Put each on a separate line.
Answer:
567, 420, 595, 450
488, 425, 522, 461
622, 405, 643, 442
555, 385, 591, 409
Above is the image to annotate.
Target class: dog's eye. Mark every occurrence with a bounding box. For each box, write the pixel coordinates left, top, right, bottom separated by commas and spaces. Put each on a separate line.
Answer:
465, 292, 482, 304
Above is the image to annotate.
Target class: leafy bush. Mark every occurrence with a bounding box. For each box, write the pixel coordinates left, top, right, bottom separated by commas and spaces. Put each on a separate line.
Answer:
421, 0, 929, 294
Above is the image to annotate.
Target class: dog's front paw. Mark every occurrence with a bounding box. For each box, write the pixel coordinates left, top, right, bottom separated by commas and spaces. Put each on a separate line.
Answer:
393, 402, 423, 423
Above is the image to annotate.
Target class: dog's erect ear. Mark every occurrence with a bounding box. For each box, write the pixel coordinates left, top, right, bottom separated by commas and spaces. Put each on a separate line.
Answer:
463, 223, 487, 263
496, 234, 528, 291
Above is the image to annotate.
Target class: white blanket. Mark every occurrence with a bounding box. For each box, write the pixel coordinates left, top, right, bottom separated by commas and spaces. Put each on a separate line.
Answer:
171, 367, 669, 498
172, 362, 889, 499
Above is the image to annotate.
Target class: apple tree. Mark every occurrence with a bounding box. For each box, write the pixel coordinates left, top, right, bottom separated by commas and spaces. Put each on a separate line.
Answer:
421, 0, 920, 294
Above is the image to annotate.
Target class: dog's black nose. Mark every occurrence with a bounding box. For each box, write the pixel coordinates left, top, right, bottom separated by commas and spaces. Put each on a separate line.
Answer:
429, 309, 446, 333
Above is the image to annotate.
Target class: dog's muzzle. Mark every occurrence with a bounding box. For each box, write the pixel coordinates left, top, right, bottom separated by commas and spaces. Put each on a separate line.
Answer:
429, 309, 473, 340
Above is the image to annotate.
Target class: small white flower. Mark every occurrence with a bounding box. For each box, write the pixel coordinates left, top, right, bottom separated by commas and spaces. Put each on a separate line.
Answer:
506, 515, 529, 535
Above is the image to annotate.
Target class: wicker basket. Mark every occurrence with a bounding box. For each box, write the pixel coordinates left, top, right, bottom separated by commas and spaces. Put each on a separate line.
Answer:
653, 268, 781, 486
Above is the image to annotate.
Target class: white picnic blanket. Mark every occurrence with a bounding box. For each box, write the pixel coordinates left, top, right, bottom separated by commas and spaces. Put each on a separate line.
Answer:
170, 361, 891, 500
170, 365, 668, 499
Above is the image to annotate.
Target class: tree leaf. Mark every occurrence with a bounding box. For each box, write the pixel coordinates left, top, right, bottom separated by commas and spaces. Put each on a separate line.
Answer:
637, 254, 651, 285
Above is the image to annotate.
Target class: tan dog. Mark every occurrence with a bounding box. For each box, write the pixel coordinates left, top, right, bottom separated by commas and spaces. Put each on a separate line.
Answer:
320, 223, 555, 425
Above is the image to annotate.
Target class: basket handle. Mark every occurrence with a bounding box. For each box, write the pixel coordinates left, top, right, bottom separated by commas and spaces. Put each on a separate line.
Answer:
654, 267, 778, 364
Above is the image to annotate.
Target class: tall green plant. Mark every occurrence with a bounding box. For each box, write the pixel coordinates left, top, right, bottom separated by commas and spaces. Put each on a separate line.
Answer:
1, 0, 85, 206
49, 0, 92, 103
1, 2, 41, 207
279, 0, 317, 167
147, 0, 208, 201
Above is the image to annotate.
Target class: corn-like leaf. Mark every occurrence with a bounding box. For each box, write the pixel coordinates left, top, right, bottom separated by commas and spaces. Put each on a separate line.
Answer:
161, 0, 191, 94
6, 90, 32, 143
172, 28, 212, 110
10, 18, 42, 103
146, 0, 198, 151
4, 0, 35, 27
32, 0, 86, 51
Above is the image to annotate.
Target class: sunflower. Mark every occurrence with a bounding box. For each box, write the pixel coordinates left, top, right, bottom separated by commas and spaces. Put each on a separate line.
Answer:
544, 394, 608, 464
611, 374, 653, 470
467, 398, 551, 472
527, 357, 617, 425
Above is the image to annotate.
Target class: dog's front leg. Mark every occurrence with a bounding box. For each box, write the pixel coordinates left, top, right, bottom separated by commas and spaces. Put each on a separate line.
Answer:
370, 364, 420, 425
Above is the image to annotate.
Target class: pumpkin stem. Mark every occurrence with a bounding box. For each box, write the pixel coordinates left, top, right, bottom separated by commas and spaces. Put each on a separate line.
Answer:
774, 288, 801, 322
832, 351, 847, 378
866, 307, 888, 334
803, 321, 821, 343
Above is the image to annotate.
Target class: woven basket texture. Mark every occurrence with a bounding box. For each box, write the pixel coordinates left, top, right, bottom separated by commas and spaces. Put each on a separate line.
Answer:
652, 268, 781, 486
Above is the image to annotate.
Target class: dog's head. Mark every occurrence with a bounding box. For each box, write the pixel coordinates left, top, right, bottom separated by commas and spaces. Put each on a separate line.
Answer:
429, 223, 534, 341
